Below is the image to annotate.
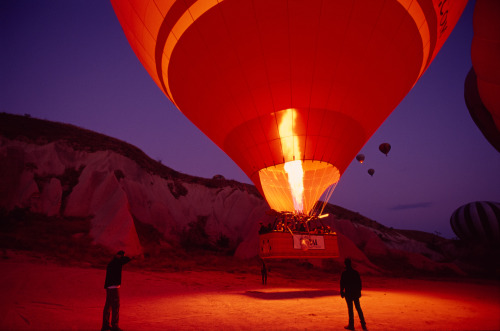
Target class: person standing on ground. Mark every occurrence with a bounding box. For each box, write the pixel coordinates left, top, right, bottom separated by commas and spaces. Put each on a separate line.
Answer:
340, 258, 367, 330
102, 250, 132, 331
261, 261, 268, 285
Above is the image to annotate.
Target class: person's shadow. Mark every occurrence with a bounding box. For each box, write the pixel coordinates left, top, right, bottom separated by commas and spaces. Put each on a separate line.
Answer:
243, 289, 339, 300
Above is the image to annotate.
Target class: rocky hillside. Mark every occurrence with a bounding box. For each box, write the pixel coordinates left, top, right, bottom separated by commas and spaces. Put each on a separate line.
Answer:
0, 113, 484, 276
0, 113, 268, 257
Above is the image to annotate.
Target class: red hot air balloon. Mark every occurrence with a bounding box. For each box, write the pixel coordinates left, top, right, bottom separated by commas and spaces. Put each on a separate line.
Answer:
368, 169, 375, 177
379, 143, 391, 156
466, 0, 500, 152
356, 154, 365, 164
465, 68, 500, 152
111, 0, 467, 216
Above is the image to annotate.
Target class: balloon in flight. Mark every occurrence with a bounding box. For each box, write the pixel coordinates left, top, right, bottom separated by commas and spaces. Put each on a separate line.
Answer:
368, 169, 375, 177
379, 143, 391, 156
356, 154, 365, 164
111, 0, 468, 215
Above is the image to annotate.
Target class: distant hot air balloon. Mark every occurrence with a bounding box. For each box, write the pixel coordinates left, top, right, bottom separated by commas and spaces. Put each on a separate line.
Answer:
465, 0, 500, 152
368, 169, 375, 177
379, 143, 391, 156
450, 201, 500, 244
356, 154, 365, 164
111, 0, 467, 216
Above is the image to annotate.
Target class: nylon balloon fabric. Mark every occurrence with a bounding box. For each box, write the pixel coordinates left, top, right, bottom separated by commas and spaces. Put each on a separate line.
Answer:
111, 0, 468, 214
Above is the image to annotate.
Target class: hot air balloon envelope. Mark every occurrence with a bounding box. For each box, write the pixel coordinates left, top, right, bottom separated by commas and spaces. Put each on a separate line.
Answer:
356, 154, 365, 164
466, 0, 500, 152
470, 0, 500, 135
379, 143, 391, 156
464, 68, 500, 152
450, 201, 500, 245
111, 0, 467, 215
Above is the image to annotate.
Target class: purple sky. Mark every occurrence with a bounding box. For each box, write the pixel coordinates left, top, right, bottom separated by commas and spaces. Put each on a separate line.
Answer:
1, 0, 499, 238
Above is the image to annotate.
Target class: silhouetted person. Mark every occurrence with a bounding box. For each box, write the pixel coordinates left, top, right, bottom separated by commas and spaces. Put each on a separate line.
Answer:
102, 250, 131, 331
340, 258, 367, 330
261, 261, 268, 285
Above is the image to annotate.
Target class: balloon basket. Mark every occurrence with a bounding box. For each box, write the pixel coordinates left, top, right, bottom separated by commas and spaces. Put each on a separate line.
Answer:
259, 231, 339, 259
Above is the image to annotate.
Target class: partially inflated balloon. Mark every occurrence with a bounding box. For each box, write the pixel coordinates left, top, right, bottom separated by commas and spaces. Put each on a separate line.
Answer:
450, 201, 500, 244
111, 0, 467, 215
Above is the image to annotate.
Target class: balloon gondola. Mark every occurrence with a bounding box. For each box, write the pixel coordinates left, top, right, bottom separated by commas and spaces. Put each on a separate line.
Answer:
259, 212, 339, 259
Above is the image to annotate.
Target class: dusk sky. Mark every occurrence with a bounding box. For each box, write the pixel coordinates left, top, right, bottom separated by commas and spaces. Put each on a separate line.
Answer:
1, 0, 499, 238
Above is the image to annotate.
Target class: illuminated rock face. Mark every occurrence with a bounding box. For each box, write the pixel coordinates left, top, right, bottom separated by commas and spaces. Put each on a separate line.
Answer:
0, 129, 464, 274
0, 137, 269, 256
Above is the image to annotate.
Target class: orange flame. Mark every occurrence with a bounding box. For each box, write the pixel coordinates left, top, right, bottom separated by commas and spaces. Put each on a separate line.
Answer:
284, 160, 304, 212
279, 109, 304, 213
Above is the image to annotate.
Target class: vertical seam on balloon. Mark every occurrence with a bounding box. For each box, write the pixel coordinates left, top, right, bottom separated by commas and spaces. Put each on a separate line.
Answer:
450, 211, 459, 239
249, 0, 281, 169
154, 0, 199, 107
324, 3, 385, 167
311, 109, 327, 162
151, 0, 163, 16
213, 1, 265, 173
232, 4, 269, 173
338, 0, 386, 118
304, 0, 325, 164
286, 0, 292, 163
318, 1, 355, 163
396, 0, 431, 81
417, 0, 440, 79
156, 0, 226, 107
488, 202, 500, 240
248, 11, 272, 170
477, 202, 494, 242
252, 0, 283, 172
323, 2, 354, 109
464, 203, 478, 238
454, 206, 466, 239
458, 206, 468, 240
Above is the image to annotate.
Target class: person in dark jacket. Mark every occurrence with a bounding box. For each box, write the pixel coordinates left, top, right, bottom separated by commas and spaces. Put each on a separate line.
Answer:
101, 250, 132, 331
261, 261, 268, 285
340, 258, 367, 330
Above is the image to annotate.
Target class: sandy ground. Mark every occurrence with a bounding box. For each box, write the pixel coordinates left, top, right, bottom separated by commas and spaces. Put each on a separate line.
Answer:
1, 253, 499, 331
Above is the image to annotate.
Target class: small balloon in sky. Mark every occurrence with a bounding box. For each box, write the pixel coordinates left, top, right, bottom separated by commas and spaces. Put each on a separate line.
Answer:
368, 169, 375, 177
356, 154, 365, 164
379, 143, 391, 156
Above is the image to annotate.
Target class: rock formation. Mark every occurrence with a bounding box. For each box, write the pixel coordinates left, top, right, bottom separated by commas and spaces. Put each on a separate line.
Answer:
0, 113, 466, 275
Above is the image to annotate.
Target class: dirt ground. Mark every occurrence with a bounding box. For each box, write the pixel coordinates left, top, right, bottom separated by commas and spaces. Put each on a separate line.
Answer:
1, 252, 499, 331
